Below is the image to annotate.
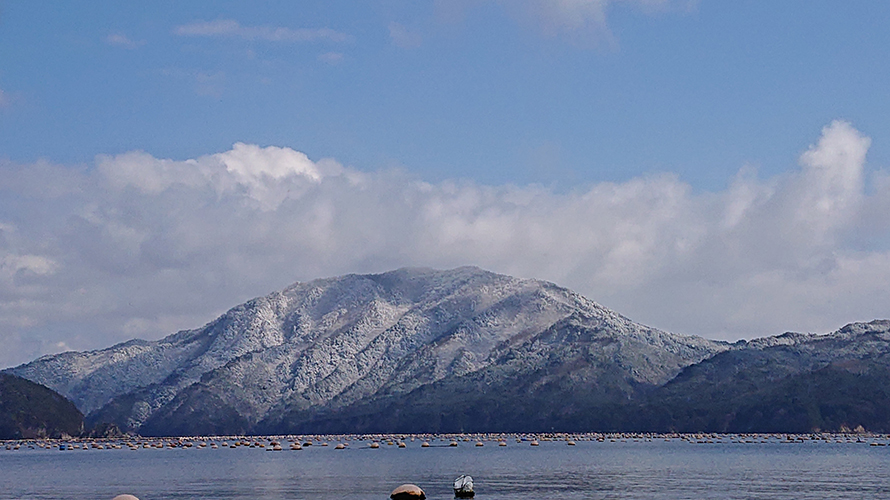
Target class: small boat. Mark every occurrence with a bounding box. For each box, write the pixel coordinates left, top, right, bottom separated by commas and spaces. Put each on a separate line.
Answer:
453, 474, 474, 498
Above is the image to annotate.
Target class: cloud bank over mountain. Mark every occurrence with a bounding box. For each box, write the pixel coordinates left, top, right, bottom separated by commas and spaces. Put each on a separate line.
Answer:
1, 121, 888, 367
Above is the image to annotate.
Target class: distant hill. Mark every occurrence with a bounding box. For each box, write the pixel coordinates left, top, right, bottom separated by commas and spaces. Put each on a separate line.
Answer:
0, 373, 84, 439
621, 320, 890, 433
6, 267, 890, 435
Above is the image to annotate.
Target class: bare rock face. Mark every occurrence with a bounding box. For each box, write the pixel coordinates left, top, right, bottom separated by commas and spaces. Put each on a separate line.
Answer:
8, 267, 727, 435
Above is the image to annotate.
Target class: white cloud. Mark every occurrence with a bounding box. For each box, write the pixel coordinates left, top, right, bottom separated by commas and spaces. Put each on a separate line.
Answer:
96, 142, 326, 210
175, 19, 351, 43
0, 254, 57, 278
793, 120, 869, 238
105, 33, 145, 49
1, 121, 889, 368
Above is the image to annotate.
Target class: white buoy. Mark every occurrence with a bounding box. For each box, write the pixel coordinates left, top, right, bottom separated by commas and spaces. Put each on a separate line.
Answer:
112, 495, 140, 500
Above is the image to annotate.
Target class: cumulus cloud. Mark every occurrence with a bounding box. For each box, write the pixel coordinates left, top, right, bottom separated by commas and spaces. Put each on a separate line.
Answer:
175, 19, 351, 43
794, 121, 869, 238
1, 121, 889, 368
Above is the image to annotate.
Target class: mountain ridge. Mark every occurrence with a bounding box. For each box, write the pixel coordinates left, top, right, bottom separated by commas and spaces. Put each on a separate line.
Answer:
7, 267, 725, 434
6, 267, 889, 435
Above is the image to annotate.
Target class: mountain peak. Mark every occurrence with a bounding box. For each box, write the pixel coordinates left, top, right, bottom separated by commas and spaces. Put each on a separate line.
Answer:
6, 266, 726, 434
8, 267, 890, 434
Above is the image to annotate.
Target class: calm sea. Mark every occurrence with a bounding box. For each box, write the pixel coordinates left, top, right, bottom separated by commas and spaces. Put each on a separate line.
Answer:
1, 437, 888, 499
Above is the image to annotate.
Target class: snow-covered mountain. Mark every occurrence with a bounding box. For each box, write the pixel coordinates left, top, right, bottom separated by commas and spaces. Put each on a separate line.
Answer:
8, 267, 727, 435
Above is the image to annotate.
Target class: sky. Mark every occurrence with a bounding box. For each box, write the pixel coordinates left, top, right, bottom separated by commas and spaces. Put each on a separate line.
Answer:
1, 1, 890, 368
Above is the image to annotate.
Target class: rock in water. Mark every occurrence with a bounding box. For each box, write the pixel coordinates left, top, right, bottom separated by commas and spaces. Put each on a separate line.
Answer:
454, 474, 475, 498
112, 496, 140, 500
390, 484, 425, 500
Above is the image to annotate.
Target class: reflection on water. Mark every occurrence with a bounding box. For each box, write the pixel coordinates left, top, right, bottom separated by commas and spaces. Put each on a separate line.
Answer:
1, 439, 889, 499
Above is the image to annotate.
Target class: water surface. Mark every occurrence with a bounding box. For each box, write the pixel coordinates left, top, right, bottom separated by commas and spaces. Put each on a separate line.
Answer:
1, 438, 888, 499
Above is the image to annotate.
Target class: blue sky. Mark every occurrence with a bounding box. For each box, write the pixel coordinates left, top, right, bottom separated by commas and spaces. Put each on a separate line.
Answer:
1, 1, 890, 367
4, 1, 888, 188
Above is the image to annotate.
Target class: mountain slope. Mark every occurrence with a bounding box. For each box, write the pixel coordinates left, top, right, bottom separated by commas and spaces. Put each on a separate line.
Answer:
622, 320, 890, 432
7, 267, 727, 435
255, 309, 726, 434
0, 373, 84, 439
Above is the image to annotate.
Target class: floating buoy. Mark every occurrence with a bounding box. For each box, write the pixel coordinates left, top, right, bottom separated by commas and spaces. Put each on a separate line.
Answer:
390, 484, 425, 500
112, 495, 140, 500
